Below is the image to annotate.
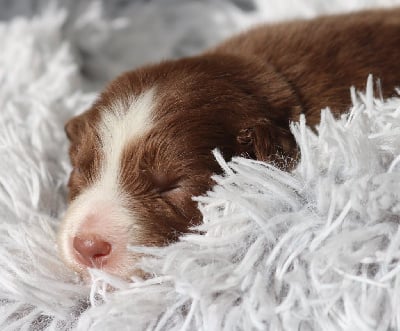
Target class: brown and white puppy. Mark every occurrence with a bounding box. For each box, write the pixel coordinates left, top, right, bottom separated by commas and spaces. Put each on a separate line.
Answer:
58, 8, 400, 280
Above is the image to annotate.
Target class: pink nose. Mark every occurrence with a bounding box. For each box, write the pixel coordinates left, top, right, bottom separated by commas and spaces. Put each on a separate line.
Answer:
73, 235, 112, 268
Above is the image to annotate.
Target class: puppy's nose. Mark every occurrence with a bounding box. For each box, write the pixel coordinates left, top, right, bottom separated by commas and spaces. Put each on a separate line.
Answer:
73, 235, 112, 268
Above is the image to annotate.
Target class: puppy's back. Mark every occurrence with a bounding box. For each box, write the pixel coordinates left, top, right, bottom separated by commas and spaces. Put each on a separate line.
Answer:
211, 8, 400, 117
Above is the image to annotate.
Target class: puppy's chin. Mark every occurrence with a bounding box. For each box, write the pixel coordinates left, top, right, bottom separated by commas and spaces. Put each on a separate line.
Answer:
73, 257, 148, 285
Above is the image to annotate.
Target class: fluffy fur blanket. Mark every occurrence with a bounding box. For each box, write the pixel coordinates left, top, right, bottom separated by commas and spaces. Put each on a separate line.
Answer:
1, 1, 400, 330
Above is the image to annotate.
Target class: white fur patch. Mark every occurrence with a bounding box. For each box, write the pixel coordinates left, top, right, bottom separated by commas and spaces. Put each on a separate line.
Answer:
58, 89, 157, 275
98, 88, 157, 190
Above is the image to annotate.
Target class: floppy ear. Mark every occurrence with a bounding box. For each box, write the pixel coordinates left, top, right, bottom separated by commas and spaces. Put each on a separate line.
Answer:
236, 118, 297, 168
64, 113, 88, 143
64, 110, 98, 170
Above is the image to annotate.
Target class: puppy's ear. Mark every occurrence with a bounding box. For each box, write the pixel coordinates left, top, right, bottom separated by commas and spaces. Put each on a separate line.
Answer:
236, 118, 297, 168
64, 113, 88, 143
64, 111, 96, 170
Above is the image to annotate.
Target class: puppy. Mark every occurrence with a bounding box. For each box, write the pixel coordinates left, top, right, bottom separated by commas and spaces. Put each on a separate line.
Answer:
58, 8, 400, 280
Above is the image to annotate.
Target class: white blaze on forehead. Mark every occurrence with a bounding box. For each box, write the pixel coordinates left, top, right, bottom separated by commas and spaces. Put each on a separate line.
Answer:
65, 88, 157, 246
58, 89, 157, 275
98, 88, 156, 189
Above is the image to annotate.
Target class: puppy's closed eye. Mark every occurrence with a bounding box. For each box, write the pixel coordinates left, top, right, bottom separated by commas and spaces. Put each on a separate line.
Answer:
148, 172, 182, 196
151, 173, 180, 194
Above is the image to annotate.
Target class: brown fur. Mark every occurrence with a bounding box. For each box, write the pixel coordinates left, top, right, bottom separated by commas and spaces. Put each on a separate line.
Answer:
62, 8, 400, 278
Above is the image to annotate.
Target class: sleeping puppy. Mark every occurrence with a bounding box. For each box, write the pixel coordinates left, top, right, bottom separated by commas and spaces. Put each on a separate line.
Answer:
58, 8, 400, 280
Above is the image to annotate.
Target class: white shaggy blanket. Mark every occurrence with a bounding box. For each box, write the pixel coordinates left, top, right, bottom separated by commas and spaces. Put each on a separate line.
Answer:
1, 1, 400, 330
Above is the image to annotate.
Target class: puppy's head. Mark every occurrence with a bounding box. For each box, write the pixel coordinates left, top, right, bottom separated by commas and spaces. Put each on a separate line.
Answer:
58, 54, 300, 280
